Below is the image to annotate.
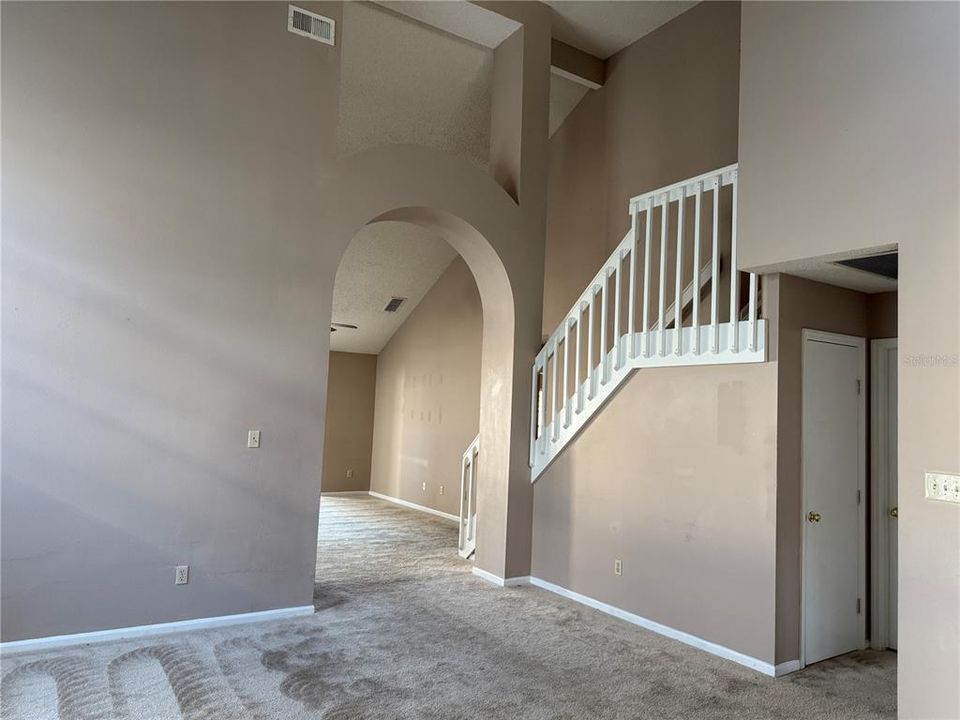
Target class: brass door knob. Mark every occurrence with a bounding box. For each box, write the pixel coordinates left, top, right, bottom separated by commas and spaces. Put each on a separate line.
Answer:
807, 511, 822, 523
889, 506, 898, 518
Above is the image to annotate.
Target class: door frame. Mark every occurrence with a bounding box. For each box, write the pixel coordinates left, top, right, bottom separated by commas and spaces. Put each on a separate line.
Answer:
800, 329, 868, 668
870, 337, 897, 651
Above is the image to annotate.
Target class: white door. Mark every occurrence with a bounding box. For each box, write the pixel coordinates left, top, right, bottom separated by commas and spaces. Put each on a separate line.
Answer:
802, 331, 866, 666
871, 339, 898, 650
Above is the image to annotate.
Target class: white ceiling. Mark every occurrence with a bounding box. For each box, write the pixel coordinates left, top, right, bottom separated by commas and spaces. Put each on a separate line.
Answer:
330, 222, 457, 354
763, 248, 898, 294
545, 1, 699, 59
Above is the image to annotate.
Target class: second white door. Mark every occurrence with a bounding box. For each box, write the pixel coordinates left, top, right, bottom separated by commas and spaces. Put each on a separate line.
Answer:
802, 331, 866, 666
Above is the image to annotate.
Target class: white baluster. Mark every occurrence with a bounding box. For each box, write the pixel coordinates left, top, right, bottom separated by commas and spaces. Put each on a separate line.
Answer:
575, 308, 583, 412
628, 206, 639, 359
613, 255, 623, 370
587, 290, 596, 399
529, 362, 537, 468
562, 321, 571, 428
550, 341, 559, 442
748, 272, 758, 352
710, 175, 720, 354
674, 185, 685, 355
692, 181, 703, 355
537, 367, 546, 456
658, 194, 669, 357
600, 273, 609, 383
459, 455, 468, 550
729, 169, 739, 352
642, 199, 653, 357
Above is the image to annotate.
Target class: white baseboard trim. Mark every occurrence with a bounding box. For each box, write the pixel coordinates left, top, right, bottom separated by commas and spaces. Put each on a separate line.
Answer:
528, 577, 785, 677
773, 660, 802, 676
471, 566, 531, 587
0, 605, 315, 656
367, 490, 459, 523
321, 490, 370, 496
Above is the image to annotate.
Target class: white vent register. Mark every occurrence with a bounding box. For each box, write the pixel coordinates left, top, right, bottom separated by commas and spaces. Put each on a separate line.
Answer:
288, 5, 335, 45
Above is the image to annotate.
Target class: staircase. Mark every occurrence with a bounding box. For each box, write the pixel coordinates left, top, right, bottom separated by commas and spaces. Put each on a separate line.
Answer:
530, 164, 767, 481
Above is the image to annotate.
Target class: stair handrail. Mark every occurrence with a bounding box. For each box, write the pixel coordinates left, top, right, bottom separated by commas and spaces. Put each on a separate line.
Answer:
529, 163, 766, 480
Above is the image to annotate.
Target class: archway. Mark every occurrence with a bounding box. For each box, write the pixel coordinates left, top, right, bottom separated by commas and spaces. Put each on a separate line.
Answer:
314, 144, 543, 580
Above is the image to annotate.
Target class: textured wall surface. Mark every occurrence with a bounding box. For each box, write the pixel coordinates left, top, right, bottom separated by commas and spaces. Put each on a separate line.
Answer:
336, 2, 493, 166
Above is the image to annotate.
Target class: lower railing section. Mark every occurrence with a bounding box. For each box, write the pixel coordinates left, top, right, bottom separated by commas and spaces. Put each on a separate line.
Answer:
530, 164, 767, 482
458, 434, 480, 559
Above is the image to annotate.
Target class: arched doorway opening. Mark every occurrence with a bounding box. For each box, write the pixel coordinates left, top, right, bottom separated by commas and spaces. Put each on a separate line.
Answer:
311, 145, 542, 586
316, 217, 485, 608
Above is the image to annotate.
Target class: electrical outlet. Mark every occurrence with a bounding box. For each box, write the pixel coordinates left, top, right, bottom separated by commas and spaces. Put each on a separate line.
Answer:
422, 481, 427, 492
247, 430, 260, 449
175, 565, 189, 585
925, 472, 960, 504
439, 485, 445, 496
346, 469, 354, 479
613, 559, 623, 576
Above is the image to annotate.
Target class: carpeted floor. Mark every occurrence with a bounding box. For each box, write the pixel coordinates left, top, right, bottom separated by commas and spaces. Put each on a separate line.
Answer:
1, 494, 896, 719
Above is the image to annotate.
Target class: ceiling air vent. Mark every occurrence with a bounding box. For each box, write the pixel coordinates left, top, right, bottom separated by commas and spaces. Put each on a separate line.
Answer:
383, 297, 407, 313
288, 5, 335, 46
835, 252, 898, 280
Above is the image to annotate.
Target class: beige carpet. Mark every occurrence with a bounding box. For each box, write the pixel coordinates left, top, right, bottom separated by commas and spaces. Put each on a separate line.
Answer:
1, 495, 896, 719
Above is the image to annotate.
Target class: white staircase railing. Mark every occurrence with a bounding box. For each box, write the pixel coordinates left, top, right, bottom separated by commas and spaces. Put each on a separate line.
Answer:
530, 164, 767, 481
458, 434, 479, 558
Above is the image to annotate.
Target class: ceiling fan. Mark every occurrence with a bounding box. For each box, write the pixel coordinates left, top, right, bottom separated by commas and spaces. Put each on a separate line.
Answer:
330, 322, 358, 333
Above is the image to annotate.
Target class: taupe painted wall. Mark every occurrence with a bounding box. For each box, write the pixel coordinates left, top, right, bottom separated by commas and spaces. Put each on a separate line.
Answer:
739, 3, 958, 714
1, 1, 342, 641
867, 292, 897, 340
2, 0, 550, 639
322, 352, 377, 493
370, 257, 482, 517
532, 357, 780, 662
534, 2, 783, 663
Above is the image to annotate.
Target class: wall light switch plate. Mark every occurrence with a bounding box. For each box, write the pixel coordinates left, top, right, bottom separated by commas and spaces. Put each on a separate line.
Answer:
422, 481, 427, 492
247, 430, 260, 449
614, 559, 623, 576
925, 472, 960, 504
439, 485, 445, 496
175, 565, 189, 585
346, 469, 354, 479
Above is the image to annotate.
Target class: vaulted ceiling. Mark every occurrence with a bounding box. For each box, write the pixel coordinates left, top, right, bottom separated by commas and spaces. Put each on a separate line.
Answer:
330, 2, 705, 355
